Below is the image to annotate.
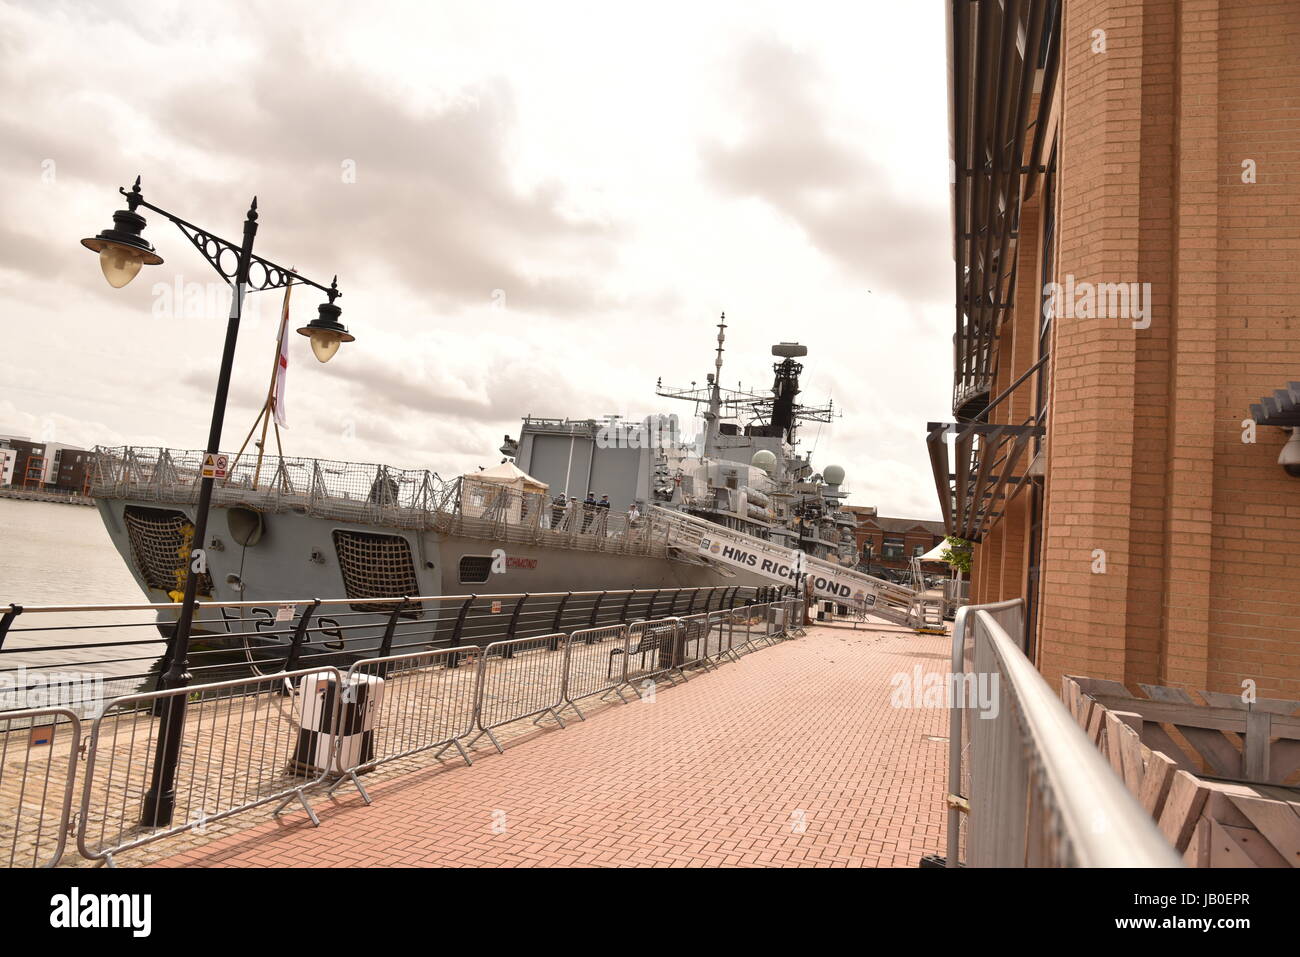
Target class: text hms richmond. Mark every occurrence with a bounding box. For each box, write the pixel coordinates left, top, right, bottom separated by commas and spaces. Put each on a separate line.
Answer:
698, 537, 855, 598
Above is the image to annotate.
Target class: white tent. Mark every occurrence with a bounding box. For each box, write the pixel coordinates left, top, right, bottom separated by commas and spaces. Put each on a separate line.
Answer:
917, 540, 951, 563
468, 461, 548, 493
459, 462, 548, 522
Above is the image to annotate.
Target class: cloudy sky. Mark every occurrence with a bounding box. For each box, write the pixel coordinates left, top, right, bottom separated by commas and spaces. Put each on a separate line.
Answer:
0, 0, 953, 519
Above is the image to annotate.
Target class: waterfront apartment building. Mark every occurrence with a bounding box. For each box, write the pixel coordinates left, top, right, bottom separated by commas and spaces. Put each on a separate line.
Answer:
0, 436, 92, 494
932, 0, 1300, 699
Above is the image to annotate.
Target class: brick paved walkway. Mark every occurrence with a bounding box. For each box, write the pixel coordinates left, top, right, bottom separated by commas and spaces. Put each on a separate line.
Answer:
157, 623, 950, 868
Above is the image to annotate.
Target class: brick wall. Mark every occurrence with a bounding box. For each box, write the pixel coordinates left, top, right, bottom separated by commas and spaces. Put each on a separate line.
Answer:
970, 0, 1300, 700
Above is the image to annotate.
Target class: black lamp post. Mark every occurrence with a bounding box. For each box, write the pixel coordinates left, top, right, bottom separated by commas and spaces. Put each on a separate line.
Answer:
82, 176, 354, 827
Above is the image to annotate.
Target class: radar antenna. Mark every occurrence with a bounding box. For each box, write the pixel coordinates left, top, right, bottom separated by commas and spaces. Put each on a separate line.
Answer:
656, 322, 839, 445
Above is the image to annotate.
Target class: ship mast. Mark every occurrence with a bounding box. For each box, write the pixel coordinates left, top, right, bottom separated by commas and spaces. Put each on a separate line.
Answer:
705, 313, 726, 452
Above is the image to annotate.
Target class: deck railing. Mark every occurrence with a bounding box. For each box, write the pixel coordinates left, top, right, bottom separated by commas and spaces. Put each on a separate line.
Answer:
89, 446, 679, 556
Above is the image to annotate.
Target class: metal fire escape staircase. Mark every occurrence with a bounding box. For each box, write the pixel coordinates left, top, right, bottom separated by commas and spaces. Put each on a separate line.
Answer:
648, 505, 925, 628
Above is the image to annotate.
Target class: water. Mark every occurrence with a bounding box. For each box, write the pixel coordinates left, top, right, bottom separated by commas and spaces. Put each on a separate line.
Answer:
0, 498, 165, 696
0, 498, 141, 605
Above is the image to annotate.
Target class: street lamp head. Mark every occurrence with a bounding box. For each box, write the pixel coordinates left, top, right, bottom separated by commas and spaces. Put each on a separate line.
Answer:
81, 208, 164, 288
296, 278, 353, 363
80, 178, 163, 288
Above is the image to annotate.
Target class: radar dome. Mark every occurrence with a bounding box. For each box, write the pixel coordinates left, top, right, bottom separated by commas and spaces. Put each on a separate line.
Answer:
751, 450, 777, 473
822, 464, 846, 486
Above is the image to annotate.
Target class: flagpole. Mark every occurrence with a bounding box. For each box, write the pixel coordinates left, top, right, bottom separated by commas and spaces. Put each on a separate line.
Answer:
229, 271, 295, 489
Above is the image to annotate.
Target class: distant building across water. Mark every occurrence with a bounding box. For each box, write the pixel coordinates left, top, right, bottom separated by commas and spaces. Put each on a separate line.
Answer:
0, 435, 93, 496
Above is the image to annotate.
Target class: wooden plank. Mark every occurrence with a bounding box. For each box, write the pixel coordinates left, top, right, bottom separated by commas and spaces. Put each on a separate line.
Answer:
1228, 795, 1300, 867
1212, 820, 1289, 868
1244, 710, 1272, 783
1158, 771, 1210, 852
1269, 740, 1300, 785
1079, 694, 1096, 734
1183, 819, 1211, 867
1203, 789, 1253, 828
1140, 723, 1198, 771
1181, 727, 1245, 779
1139, 682, 1203, 705
1208, 820, 1262, 867
1198, 689, 1300, 716
1068, 681, 1085, 726
1138, 747, 1178, 819
1104, 712, 1127, 776
1078, 676, 1133, 699
1062, 677, 1082, 722
1088, 697, 1300, 740
1125, 687, 1246, 778
1116, 717, 1146, 795
1087, 703, 1105, 746
1112, 710, 1144, 733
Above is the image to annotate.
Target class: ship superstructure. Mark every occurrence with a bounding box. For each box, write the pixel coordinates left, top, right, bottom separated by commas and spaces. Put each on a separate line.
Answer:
512, 317, 860, 567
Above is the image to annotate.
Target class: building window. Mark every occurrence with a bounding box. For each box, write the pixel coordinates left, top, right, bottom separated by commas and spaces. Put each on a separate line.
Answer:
882, 536, 905, 560
913, 544, 926, 557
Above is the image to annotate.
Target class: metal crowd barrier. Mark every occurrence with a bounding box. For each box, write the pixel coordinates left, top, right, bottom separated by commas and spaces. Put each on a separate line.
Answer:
77, 666, 343, 867
675, 614, 717, 675
2, 590, 807, 866
620, 617, 684, 690
946, 600, 1180, 868
0, 707, 81, 868
561, 624, 632, 719
328, 646, 482, 804
771, 599, 800, 639
467, 634, 569, 754
697, 610, 730, 661
730, 603, 772, 655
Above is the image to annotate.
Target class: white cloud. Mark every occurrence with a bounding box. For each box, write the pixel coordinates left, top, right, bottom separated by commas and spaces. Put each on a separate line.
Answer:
0, 0, 952, 519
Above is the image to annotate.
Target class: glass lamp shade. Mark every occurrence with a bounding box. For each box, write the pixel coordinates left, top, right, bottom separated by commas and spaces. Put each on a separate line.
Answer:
98, 243, 146, 288
82, 206, 162, 287
309, 331, 342, 363
297, 298, 353, 363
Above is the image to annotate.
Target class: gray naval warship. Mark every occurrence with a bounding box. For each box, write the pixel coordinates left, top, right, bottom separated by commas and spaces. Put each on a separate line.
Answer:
90, 318, 922, 647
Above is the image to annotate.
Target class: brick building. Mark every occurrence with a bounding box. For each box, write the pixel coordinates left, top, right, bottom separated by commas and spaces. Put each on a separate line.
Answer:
929, 0, 1300, 699
845, 505, 947, 574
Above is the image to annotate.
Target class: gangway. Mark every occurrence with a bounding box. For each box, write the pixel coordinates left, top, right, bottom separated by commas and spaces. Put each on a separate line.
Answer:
648, 506, 923, 628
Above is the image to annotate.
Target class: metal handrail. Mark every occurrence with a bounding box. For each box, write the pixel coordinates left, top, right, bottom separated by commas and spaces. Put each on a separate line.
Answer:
947, 599, 1180, 867
1, 585, 740, 617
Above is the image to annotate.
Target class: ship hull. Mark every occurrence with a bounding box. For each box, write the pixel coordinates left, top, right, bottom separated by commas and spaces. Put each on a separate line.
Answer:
96, 498, 755, 651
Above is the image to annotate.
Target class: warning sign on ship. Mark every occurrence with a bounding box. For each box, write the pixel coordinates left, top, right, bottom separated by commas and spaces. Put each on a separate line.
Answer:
200, 453, 228, 480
